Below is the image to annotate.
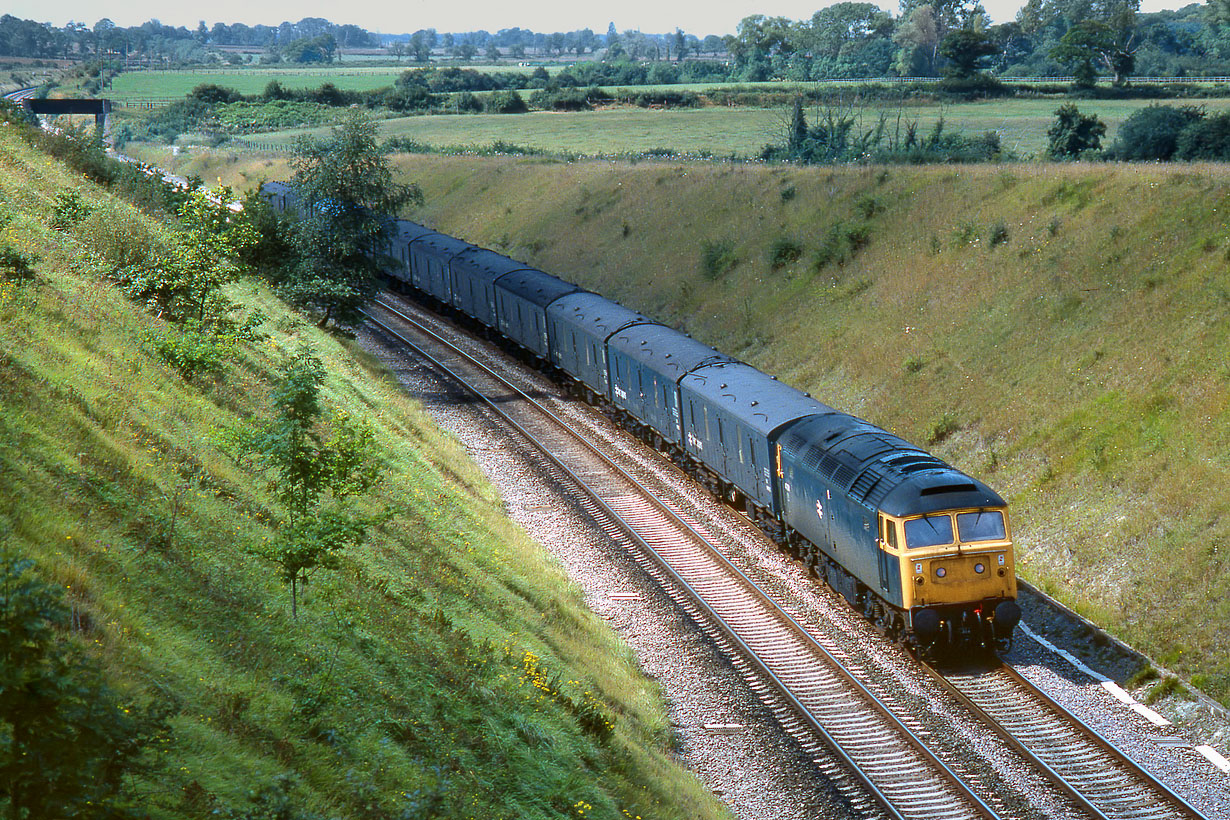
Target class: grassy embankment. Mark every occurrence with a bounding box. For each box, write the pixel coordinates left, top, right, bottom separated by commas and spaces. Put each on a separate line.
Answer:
365, 155, 1229, 705
218, 97, 1230, 160
0, 127, 732, 818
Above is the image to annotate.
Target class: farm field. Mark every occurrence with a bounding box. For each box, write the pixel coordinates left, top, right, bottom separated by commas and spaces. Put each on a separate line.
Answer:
106, 63, 559, 100
232, 96, 1230, 159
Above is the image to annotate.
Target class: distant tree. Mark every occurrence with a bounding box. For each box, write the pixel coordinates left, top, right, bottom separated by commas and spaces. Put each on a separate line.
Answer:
486, 43, 501, 61
388, 41, 405, 62
788, 96, 808, 154
283, 110, 423, 328
939, 28, 999, 76
673, 28, 688, 60
230, 349, 379, 619
1047, 103, 1106, 159
453, 42, 477, 61
408, 30, 432, 62
894, 5, 942, 75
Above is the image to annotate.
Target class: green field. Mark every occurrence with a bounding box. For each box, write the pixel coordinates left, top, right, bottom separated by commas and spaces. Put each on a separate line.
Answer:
233, 97, 1230, 159
107, 63, 557, 101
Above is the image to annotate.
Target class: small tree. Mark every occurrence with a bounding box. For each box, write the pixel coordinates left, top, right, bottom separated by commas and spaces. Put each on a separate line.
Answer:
0, 551, 165, 818
284, 111, 422, 329
1047, 103, 1106, 160
233, 349, 380, 618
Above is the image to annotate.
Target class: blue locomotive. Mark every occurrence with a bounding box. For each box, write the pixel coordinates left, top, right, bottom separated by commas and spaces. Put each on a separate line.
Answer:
261, 183, 1020, 650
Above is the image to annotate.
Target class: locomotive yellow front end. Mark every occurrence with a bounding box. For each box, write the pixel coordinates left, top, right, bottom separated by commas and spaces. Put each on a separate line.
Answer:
888, 507, 1020, 647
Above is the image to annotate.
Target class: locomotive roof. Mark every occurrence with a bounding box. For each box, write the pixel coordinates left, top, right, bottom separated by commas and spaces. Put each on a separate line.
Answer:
547, 292, 657, 340
408, 231, 474, 259
607, 324, 733, 383
495, 268, 583, 308
681, 361, 837, 438
778, 415, 1005, 516
450, 246, 537, 282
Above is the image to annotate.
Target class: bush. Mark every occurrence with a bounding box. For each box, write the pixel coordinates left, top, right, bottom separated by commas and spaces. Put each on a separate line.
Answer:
813, 221, 870, 269
768, 237, 803, 269
0, 244, 39, 282
1112, 104, 1205, 160
700, 240, 738, 280
49, 190, 91, 230
1047, 103, 1106, 160
485, 90, 527, 114
1175, 112, 1230, 160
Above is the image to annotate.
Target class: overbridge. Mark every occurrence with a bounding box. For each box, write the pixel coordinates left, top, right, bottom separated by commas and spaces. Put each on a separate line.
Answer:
21, 97, 110, 131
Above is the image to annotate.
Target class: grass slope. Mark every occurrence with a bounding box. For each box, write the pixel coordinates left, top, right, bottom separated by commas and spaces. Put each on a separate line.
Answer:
0, 130, 731, 818
223, 97, 1230, 160
381, 154, 1230, 704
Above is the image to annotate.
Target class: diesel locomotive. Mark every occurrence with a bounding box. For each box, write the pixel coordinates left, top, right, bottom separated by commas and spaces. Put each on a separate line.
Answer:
261, 181, 1021, 650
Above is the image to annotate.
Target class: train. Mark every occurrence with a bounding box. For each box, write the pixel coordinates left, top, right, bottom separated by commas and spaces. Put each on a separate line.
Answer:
260, 180, 1021, 651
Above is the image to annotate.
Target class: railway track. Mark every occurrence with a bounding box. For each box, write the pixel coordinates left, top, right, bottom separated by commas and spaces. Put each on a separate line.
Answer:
926, 659, 1204, 820
365, 296, 1002, 820
364, 292, 1212, 820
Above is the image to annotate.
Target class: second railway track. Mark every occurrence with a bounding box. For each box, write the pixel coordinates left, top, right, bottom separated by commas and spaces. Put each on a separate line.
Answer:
364, 292, 1213, 820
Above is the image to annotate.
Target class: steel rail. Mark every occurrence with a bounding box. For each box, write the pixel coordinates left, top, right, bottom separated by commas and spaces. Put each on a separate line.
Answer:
365, 298, 1002, 820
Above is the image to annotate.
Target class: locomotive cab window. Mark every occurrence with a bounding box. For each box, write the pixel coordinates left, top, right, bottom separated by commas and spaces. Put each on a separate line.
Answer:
956, 511, 1006, 542
904, 514, 954, 549
881, 516, 898, 549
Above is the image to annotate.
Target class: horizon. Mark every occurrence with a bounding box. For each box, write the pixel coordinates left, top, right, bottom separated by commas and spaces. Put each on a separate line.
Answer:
2, 0, 1200, 39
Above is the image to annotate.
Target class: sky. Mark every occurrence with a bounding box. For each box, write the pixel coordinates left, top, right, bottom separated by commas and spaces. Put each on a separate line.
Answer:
4, 0, 1191, 36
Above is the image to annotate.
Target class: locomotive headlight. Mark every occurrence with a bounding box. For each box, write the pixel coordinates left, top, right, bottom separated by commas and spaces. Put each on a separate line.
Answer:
974, 563, 985, 574
935, 567, 947, 578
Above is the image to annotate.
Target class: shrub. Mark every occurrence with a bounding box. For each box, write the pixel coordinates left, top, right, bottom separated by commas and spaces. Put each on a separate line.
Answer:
768, 237, 803, 269
147, 323, 237, 381
50, 189, 91, 230
988, 222, 1010, 247
0, 244, 39, 282
1175, 112, 1230, 160
486, 90, 527, 114
927, 411, 961, 444
700, 240, 738, 280
1112, 104, 1205, 161
1047, 103, 1106, 160
813, 221, 870, 269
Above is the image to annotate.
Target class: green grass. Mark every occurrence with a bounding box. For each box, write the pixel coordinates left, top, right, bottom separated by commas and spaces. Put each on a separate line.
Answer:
0, 124, 733, 819
368, 153, 1230, 708
222, 97, 1230, 159
108, 67, 413, 99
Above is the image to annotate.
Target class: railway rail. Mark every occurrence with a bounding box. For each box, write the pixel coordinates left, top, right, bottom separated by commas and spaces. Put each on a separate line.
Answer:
364, 291, 1212, 820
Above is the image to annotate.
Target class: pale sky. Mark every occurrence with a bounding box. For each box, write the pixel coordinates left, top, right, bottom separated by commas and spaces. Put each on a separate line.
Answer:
5, 0, 1192, 35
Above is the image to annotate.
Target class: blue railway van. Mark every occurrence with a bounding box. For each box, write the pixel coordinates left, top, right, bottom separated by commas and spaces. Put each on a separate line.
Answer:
606, 325, 732, 449
679, 362, 832, 511
493, 269, 581, 359
385, 220, 436, 286
407, 233, 474, 305
448, 248, 538, 329
546, 293, 655, 397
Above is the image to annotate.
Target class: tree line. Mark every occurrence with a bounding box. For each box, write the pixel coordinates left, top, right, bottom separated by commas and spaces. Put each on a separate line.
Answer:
4, 2, 1230, 80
